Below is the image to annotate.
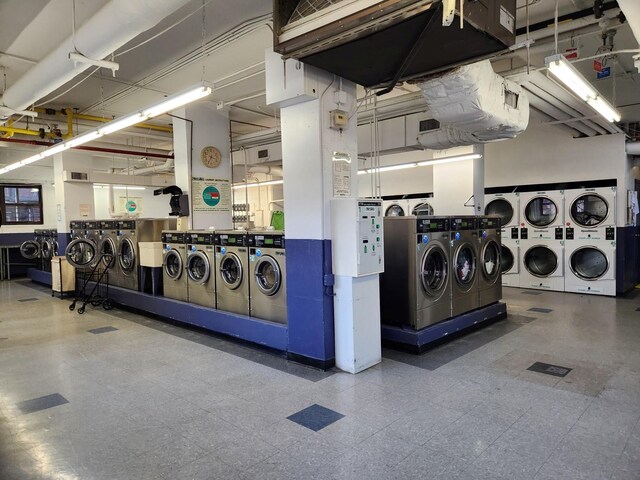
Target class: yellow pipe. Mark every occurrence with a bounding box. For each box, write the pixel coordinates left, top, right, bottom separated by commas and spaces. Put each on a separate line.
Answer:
35, 108, 173, 133
0, 123, 59, 139
65, 109, 73, 139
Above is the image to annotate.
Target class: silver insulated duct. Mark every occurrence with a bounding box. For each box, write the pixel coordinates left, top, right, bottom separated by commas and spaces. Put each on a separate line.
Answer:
416, 60, 529, 150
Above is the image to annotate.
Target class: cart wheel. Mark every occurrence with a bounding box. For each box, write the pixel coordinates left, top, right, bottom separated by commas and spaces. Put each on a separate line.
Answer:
91, 299, 102, 307
103, 299, 114, 311
78, 306, 85, 315
69, 303, 76, 311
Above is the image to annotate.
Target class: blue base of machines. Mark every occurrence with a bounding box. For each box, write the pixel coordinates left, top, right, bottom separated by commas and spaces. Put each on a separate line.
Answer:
381, 302, 508, 354
28, 268, 52, 286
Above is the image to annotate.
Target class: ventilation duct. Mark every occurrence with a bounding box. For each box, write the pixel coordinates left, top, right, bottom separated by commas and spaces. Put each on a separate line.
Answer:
416, 60, 529, 150
616, 0, 640, 72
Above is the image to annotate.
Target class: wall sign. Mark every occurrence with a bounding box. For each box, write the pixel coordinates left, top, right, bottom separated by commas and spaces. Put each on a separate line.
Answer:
192, 177, 231, 212
118, 197, 143, 214
332, 151, 352, 197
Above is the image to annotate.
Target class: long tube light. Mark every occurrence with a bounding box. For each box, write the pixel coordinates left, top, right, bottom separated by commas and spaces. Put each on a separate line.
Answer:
232, 179, 284, 190
545, 54, 621, 123
0, 84, 212, 176
358, 153, 482, 175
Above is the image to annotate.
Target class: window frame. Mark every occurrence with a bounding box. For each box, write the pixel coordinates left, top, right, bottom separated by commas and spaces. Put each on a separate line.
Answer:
0, 184, 44, 225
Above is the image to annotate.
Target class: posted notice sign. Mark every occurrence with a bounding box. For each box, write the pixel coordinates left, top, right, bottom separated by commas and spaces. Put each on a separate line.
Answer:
192, 177, 231, 212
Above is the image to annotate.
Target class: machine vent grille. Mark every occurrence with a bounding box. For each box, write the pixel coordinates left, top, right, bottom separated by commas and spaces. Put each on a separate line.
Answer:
257, 149, 269, 159
419, 119, 441, 132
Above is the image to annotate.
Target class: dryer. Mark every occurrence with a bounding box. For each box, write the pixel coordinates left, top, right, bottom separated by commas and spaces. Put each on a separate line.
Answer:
186, 231, 216, 308
564, 241, 616, 296
383, 199, 409, 217
215, 231, 250, 316
450, 216, 479, 316
478, 216, 502, 307
520, 190, 564, 241
248, 231, 287, 324
380, 216, 451, 329
500, 238, 520, 287
162, 230, 188, 302
520, 242, 564, 291
564, 187, 616, 241
408, 197, 435, 216
485, 192, 520, 241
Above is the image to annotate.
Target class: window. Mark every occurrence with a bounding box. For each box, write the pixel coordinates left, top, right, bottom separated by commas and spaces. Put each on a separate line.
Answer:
0, 184, 43, 225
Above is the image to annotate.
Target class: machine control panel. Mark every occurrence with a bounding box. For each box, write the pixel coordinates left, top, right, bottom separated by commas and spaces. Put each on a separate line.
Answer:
117, 220, 136, 230
189, 233, 214, 245
69, 221, 85, 230
249, 234, 285, 249
215, 233, 247, 247
510, 227, 519, 239
99, 220, 116, 230
555, 228, 564, 240
330, 198, 384, 277
520, 227, 528, 239
606, 227, 615, 241
451, 217, 478, 231
416, 216, 449, 233
565, 227, 574, 240
162, 232, 186, 244
479, 217, 500, 229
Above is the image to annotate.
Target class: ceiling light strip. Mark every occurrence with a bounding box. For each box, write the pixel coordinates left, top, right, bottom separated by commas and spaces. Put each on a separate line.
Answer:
232, 180, 284, 190
357, 153, 482, 175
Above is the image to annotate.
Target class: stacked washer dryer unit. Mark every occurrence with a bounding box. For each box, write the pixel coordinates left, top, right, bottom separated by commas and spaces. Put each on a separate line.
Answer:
450, 216, 480, 316
248, 231, 287, 324
215, 231, 250, 316
519, 189, 565, 291
186, 231, 216, 308
380, 216, 452, 329
478, 216, 502, 307
564, 186, 616, 296
485, 192, 520, 287
162, 230, 189, 302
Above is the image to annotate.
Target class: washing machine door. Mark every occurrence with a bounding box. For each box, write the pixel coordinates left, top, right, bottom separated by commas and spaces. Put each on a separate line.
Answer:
164, 249, 184, 280
569, 246, 609, 280
412, 202, 434, 216
65, 238, 97, 269
525, 197, 558, 227
500, 245, 514, 273
99, 237, 117, 269
385, 204, 405, 217
481, 240, 501, 284
20, 240, 41, 259
254, 255, 282, 296
220, 252, 243, 290
485, 199, 512, 227
41, 239, 55, 260
570, 194, 609, 228
524, 246, 558, 277
118, 237, 137, 274
453, 243, 476, 290
187, 251, 210, 284
420, 245, 448, 298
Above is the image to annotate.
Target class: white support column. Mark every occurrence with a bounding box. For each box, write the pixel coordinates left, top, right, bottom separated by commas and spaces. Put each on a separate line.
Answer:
53, 152, 96, 229
432, 146, 484, 215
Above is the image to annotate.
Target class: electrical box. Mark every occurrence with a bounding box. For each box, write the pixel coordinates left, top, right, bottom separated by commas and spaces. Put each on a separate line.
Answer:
331, 198, 384, 277
330, 109, 349, 131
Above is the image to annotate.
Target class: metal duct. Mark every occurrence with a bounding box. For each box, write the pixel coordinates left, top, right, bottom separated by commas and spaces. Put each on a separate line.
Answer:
416, 60, 529, 150
0, 0, 191, 113
248, 165, 283, 177
628, 142, 640, 156
118, 158, 175, 175
617, 0, 640, 47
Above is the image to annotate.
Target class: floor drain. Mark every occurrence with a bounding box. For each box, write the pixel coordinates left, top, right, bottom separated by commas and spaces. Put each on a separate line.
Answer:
527, 361, 572, 377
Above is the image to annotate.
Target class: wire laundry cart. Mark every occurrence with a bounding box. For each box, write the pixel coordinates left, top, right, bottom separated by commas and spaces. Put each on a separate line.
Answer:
69, 253, 114, 314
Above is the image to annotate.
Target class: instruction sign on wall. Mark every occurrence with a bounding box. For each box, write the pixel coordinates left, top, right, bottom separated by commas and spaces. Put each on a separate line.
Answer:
118, 197, 143, 214
192, 177, 231, 212
332, 151, 352, 197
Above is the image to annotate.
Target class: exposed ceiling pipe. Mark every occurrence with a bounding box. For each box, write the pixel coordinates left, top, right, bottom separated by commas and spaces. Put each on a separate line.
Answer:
248, 165, 283, 177
117, 158, 175, 175
628, 142, 640, 156
0, 0, 192, 114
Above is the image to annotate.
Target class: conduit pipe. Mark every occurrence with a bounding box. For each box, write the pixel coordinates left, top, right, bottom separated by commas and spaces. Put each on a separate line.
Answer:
0, 0, 191, 113
248, 165, 283, 177
628, 142, 640, 156
117, 158, 174, 175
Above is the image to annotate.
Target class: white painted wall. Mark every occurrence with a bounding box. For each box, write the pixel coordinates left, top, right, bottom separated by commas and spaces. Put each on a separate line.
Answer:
357, 150, 435, 198
93, 186, 172, 219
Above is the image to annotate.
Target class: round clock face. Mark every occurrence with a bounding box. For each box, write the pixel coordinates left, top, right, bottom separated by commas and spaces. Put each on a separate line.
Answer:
201, 146, 222, 168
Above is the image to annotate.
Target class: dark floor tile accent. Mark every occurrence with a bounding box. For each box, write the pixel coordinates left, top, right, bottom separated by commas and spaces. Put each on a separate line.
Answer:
522, 291, 543, 296
109, 309, 335, 382
383, 316, 523, 370
287, 404, 345, 432
528, 307, 553, 313
16, 393, 69, 414
17, 298, 39, 302
635, 307, 640, 312
88, 326, 119, 334
527, 361, 572, 377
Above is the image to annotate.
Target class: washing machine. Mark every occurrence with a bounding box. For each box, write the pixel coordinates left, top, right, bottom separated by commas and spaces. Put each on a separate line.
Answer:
485, 192, 520, 240
520, 241, 564, 291
478, 216, 502, 307
65, 221, 98, 271
383, 199, 409, 217
215, 231, 250, 316
500, 238, 520, 287
564, 240, 616, 296
564, 187, 616, 241
186, 231, 216, 308
450, 216, 479, 316
248, 231, 287, 324
98, 220, 119, 282
40, 229, 58, 265
380, 216, 451, 329
20, 230, 43, 264
84, 221, 101, 268
520, 190, 564, 241
162, 230, 188, 302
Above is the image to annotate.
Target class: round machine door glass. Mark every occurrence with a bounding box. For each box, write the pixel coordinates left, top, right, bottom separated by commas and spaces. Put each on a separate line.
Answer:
254, 256, 282, 296
20, 240, 40, 259
385, 204, 405, 217
164, 250, 183, 280
570, 247, 608, 280
41, 240, 54, 260
65, 238, 96, 268
420, 246, 448, 296
118, 238, 136, 272
454, 244, 476, 287
412, 202, 434, 216
525, 197, 558, 227
481, 241, 501, 283
524, 246, 558, 277
220, 253, 242, 290
485, 199, 512, 227
570, 194, 609, 228
187, 251, 210, 284
501, 245, 514, 273
99, 238, 117, 269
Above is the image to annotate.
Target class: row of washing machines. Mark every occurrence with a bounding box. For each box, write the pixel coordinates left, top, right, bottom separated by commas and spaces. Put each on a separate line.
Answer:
19, 229, 59, 271
485, 186, 616, 296
161, 230, 287, 324
380, 215, 502, 331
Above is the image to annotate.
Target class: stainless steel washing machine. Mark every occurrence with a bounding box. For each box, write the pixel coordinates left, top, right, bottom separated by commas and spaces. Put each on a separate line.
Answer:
478, 216, 502, 307
84, 221, 101, 268
162, 230, 188, 302
380, 216, 451, 329
20, 230, 43, 263
450, 216, 479, 316
98, 220, 119, 283
65, 221, 98, 271
248, 231, 287, 324
215, 231, 250, 316
186, 231, 216, 308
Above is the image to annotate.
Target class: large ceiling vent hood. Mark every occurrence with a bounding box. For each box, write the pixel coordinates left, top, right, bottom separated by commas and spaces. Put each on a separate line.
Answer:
273, 0, 517, 89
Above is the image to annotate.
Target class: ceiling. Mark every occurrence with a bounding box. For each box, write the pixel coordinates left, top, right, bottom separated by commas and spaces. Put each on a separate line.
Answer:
0, 0, 639, 169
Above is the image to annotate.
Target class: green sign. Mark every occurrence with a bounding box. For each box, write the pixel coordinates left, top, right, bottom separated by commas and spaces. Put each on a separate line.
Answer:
202, 186, 221, 207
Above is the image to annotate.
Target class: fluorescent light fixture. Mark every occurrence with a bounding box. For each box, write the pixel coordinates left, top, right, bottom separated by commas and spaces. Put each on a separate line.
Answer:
545, 54, 621, 123
44, 143, 70, 156
99, 113, 146, 135
114, 186, 145, 190
142, 86, 212, 118
232, 179, 284, 190
358, 153, 481, 175
19, 154, 44, 166
66, 130, 103, 148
